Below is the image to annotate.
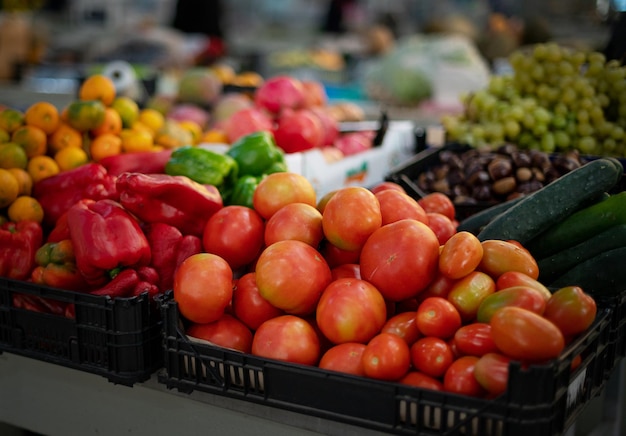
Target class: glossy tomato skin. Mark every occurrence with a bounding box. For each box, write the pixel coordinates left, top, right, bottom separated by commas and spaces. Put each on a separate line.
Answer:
251, 315, 320, 365
473, 352, 512, 397
362, 332, 411, 381
439, 231, 483, 280
375, 189, 428, 225
447, 271, 496, 322
186, 314, 253, 353
370, 181, 406, 195
202, 205, 265, 271
173, 253, 233, 324
476, 285, 548, 323
418, 192, 456, 221
255, 240, 332, 315
426, 212, 457, 245
316, 278, 387, 344
543, 286, 597, 337
320, 240, 361, 268
443, 356, 486, 397
399, 371, 444, 391
322, 186, 382, 251
410, 336, 455, 378
253, 172, 317, 220
360, 219, 440, 302
264, 202, 324, 248
453, 323, 498, 357
479, 240, 539, 280
232, 272, 284, 330
382, 311, 421, 346
490, 306, 565, 362
318, 342, 366, 376
316, 190, 337, 214
416, 271, 457, 304
495, 271, 551, 300
331, 263, 361, 280
416, 297, 462, 339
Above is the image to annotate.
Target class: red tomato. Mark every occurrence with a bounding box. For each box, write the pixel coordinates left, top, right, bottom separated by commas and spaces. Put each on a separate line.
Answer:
543, 286, 597, 337
476, 285, 548, 323
186, 314, 253, 353
416, 270, 457, 304
251, 315, 320, 365
255, 240, 332, 315
232, 272, 284, 330
318, 342, 366, 376
202, 205, 265, 271
316, 190, 337, 214
473, 352, 511, 397
322, 186, 382, 251
418, 192, 456, 221
479, 240, 539, 280
415, 297, 462, 339
443, 356, 486, 397
495, 271, 551, 300
173, 253, 233, 324
264, 202, 324, 248
253, 172, 317, 220
426, 212, 457, 245
410, 336, 455, 378
360, 219, 440, 302
320, 239, 361, 268
331, 263, 361, 280
439, 231, 484, 279
490, 306, 565, 362
316, 278, 387, 344
447, 271, 496, 322
369, 181, 407, 195
362, 332, 411, 381
382, 311, 421, 346
453, 323, 498, 357
375, 189, 428, 226
398, 371, 444, 391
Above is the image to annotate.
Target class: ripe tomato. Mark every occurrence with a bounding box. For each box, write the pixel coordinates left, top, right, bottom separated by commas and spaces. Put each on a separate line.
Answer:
232, 272, 284, 330
173, 253, 233, 324
369, 181, 406, 195
202, 205, 265, 270
253, 172, 317, 220
331, 263, 361, 280
418, 192, 456, 221
426, 212, 457, 245
316, 190, 337, 214
186, 314, 253, 353
447, 271, 496, 322
318, 342, 366, 376
382, 311, 421, 346
543, 286, 597, 337
410, 336, 454, 378
319, 239, 361, 268
360, 219, 440, 302
490, 306, 565, 362
479, 240, 539, 280
255, 240, 332, 315
415, 270, 457, 304
416, 297, 462, 339
398, 371, 444, 391
443, 356, 486, 397
375, 189, 428, 225
251, 315, 320, 365
473, 352, 511, 397
476, 285, 548, 323
453, 322, 498, 357
322, 186, 382, 251
316, 278, 387, 344
362, 332, 411, 381
495, 271, 551, 300
439, 231, 483, 279
264, 202, 324, 248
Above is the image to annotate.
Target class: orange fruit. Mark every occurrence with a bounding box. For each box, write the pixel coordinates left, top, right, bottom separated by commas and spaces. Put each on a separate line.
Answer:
0, 128, 10, 143
0, 168, 19, 208
138, 108, 165, 134
11, 124, 47, 158
65, 100, 107, 132
232, 71, 264, 87
111, 96, 139, 128
178, 120, 203, 144
201, 128, 229, 144
7, 168, 33, 196
49, 122, 83, 154
210, 63, 236, 84
90, 133, 122, 162
120, 128, 153, 153
27, 155, 60, 183
0, 142, 28, 169
131, 121, 154, 136
24, 101, 60, 134
54, 147, 89, 172
7, 195, 44, 224
0, 108, 25, 133
90, 106, 122, 137
79, 74, 116, 106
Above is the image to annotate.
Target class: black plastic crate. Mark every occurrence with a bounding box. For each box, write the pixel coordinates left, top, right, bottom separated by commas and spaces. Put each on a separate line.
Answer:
0, 277, 163, 386
157, 290, 621, 436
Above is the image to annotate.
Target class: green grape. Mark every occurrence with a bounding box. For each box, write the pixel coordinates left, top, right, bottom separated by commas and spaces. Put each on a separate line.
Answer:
470, 124, 486, 140
554, 130, 571, 149
577, 122, 594, 137
533, 123, 548, 137
588, 52, 606, 65
533, 107, 552, 124
552, 114, 567, 129
504, 119, 521, 139
540, 132, 556, 152
578, 136, 597, 154
611, 125, 625, 141
589, 106, 605, 123
603, 137, 617, 154
522, 113, 536, 129
533, 44, 549, 60
576, 109, 590, 124
553, 102, 568, 116
558, 60, 575, 76
561, 88, 577, 105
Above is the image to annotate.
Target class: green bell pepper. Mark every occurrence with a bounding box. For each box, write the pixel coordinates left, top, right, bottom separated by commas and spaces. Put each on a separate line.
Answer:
228, 175, 260, 209
226, 131, 286, 177
165, 146, 238, 190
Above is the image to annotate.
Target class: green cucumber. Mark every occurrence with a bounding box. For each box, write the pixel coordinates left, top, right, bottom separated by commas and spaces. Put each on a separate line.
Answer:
527, 191, 626, 259
477, 158, 622, 244
456, 196, 524, 235
538, 223, 626, 284
548, 247, 626, 298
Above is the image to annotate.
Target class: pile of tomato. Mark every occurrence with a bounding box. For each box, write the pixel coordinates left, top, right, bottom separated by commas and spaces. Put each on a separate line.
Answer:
172, 171, 598, 399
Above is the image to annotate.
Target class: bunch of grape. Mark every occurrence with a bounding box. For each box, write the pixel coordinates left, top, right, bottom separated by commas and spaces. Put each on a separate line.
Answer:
441, 43, 626, 156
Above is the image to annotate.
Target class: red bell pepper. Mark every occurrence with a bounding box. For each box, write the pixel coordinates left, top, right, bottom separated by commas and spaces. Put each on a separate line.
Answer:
12, 294, 68, 317
116, 172, 223, 236
31, 239, 89, 291
46, 211, 70, 243
90, 266, 160, 299
33, 163, 119, 228
0, 220, 43, 280
99, 149, 173, 176
67, 199, 151, 286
